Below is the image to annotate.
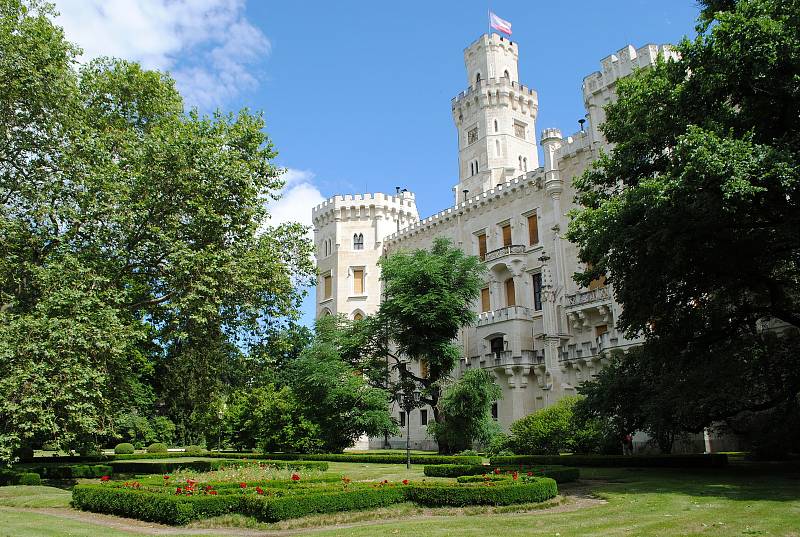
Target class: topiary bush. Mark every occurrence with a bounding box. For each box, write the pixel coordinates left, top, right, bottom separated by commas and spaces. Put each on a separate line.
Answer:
17, 473, 42, 485
146, 443, 168, 454
114, 443, 135, 455
184, 445, 205, 455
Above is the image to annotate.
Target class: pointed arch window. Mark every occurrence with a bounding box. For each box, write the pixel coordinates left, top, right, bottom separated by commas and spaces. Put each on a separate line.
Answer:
476, 73, 482, 84
523, 157, 528, 171
518, 156, 523, 170
353, 233, 364, 250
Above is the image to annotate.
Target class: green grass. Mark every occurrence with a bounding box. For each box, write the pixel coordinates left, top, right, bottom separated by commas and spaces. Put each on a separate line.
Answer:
0, 462, 798, 536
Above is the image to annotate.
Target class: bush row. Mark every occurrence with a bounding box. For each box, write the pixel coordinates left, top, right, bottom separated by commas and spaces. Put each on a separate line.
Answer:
423, 464, 579, 483
0, 470, 41, 486
455, 467, 580, 484
490, 454, 728, 468
72, 478, 558, 525
15, 464, 112, 479
209, 453, 484, 465
108, 459, 328, 475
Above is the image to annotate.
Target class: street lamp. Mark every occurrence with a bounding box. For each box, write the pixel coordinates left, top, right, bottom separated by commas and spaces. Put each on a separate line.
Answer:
398, 388, 421, 469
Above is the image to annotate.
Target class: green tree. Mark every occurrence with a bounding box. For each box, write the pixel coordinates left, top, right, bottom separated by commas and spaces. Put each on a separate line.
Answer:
371, 238, 485, 453
286, 341, 397, 453
0, 1, 313, 462
567, 0, 800, 447
427, 370, 501, 453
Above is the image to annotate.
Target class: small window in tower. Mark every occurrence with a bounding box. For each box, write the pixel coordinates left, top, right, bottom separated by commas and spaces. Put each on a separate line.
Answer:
478, 233, 487, 259
420, 409, 428, 426
353, 233, 363, 250
527, 213, 539, 245
468, 127, 478, 145
504, 70, 510, 79
532, 273, 543, 311
494, 119, 498, 132
491, 402, 499, 420
523, 157, 528, 171
474, 160, 479, 173
353, 268, 365, 295
323, 274, 332, 299
514, 121, 526, 139
476, 73, 482, 84
501, 223, 512, 247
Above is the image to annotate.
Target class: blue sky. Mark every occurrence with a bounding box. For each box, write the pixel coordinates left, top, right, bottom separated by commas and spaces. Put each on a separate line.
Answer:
53, 0, 701, 327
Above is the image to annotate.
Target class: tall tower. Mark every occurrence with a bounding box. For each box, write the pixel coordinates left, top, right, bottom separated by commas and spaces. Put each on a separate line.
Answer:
451, 34, 539, 203
312, 191, 419, 320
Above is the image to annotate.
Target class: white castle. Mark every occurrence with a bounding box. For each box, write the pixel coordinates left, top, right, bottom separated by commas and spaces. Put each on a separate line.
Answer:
312, 33, 677, 450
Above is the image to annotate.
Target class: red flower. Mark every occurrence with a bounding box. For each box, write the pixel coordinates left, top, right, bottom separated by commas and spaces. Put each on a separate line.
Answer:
209, 490, 218, 495
402, 479, 409, 485
383, 479, 388, 484
256, 486, 264, 495
240, 482, 247, 488
512, 471, 518, 480
527, 471, 533, 477
100, 475, 110, 482
163, 475, 170, 480
291, 474, 300, 481
175, 487, 183, 494
493, 468, 501, 475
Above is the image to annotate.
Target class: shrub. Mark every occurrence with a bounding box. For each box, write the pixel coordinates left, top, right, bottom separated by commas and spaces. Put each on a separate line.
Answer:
17, 464, 113, 479
485, 432, 513, 457
146, 443, 168, 454
108, 459, 328, 475
408, 479, 557, 506
457, 449, 479, 457
489, 454, 728, 468
184, 445, 205, 455
114, 443, 135, 455
455, 467, 579, 484
240, 487, 407, 522
17, 473, 42, 485
217, 453, 483, 465
423, 464, 578, 483
423, 464, 485, 478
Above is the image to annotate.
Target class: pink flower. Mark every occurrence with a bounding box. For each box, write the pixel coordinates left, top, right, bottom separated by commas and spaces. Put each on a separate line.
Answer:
100, 475, 110, 482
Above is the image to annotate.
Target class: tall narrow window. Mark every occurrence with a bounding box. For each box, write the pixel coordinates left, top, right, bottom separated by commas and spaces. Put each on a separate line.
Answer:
532, 273, 542, 311
527, 213, 539, 245
420, 409, 428, 426
496, 139, 501, 156
481, 287, 491, 312
491, 402, 499, 420
476, 73, 482, 84
595, 324, 608, 337
501, 224, 512, 247
353, 268, 364, 295
399, 411, 406, 427
519, 156, 522, 169
420, 359, 429, 378
523, 157, 528, 171
323, 275, 332, 299
503, 70, 509, 79
505, 278, 516, 307
478, 234, 487, 259
494, 119, 498, 132
353, 233, 363, 250
474, 160, 479, 173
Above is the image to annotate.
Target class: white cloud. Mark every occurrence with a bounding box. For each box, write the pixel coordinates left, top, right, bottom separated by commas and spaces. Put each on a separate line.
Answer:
266, 169, 326, 236
53, 0, 269, 109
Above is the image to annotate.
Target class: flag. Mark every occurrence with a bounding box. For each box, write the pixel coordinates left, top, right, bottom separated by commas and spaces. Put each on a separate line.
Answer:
489, 12, 512, 35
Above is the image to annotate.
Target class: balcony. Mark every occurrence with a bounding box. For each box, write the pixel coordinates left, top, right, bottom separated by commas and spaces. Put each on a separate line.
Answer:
565, 286, 610, 308
483, 244, 526, 262
477, 305, 535, 326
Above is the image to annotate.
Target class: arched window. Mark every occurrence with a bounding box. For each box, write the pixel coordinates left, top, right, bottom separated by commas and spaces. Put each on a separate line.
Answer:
503, 70, 510, 79
323, 240, 329, 257
353, 233, 363, 250
494, 119, 498, 132
353, 312, 364, 321
518, 156, 523, 170
496, 139, 501, 156
523, 157, 528, 171
476, 73, 482, 84
475, 160, 479, 173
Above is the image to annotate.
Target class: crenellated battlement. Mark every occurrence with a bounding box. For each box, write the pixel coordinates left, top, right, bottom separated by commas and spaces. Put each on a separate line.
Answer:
557, 130, 592, 159
383, 169, 545, 246
451, 77, 537, 108
312, 191, 418, 227
582, 43, 677, 97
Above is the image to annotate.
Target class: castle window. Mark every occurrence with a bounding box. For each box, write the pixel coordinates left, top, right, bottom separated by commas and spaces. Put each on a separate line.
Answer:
420, 409, 428, 426
496, 139, 501, 156
399, 411, 406, 427
469, 162, 474, 176
505, 278, 516, 307
353, 312, 364, 321
474, 160, 479, 173
494, 119, 498, 132
514, 121, 526, 139
501, 223, 512, 247
518, 156, 523, 170
595, 324, 608, 337
527, 213, 539, 245
476, 73, 482, 84
491, 402, 498, 420
323, 274, 332, 299
477, 233, 487, 259
481, 287, 491, 312
467, 127, 478, 145
353, 233, 363, 250
523, 157, 528, 171
532, 273, 542, 311
503, 70, 509, 79
353, 268, 365, 295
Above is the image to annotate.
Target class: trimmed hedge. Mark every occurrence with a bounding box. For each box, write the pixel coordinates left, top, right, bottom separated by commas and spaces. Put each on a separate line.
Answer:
456, 467, 579, 484
210, 453, 483, 465
490, 454, 729, 468
16, 464, 113, 479
146, 443, 169, 454
108, 459, 328, 475
424, 464, 579, 483
114, 443, 135, 455
72, 478, 558, 525
0, 470, 42, 486
408, 479, 558, 507
72, 485, 239, 525
240, 487, 407, 522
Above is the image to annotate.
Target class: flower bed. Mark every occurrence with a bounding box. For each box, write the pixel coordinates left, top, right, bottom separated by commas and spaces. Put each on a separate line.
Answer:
72, 477, 558, 525
489, 454, 729, 468
108, 459, 328, 475
208, 453, 484, 465
423, 464, 578, 483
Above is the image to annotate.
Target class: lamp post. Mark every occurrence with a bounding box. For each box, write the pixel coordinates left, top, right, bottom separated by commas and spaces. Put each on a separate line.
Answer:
398, 388, 421, 469
217, 402, 227, 453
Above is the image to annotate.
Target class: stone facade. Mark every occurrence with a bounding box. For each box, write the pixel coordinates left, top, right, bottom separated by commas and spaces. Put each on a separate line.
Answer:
312, 33, 677, 450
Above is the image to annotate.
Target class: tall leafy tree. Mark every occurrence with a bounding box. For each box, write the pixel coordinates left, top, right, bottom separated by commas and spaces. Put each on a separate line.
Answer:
568, 0, 800, 448
366, 238, 485, 453
0, 1, 313, 461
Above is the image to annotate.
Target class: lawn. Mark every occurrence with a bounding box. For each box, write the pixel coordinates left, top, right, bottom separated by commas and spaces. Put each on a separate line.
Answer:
0, 462, 798, 536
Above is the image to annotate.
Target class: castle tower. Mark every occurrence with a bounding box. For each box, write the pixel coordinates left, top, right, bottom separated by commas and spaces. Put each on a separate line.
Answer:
451, 34, 539, 203
312, 191, 419, 319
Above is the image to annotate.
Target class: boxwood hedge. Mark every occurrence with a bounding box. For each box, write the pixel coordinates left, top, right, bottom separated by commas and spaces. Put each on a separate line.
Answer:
408, 479, 557, 507
209, 453, 483, 465
424, 464, 579, 483
108, 459, 328, 475
0, 470, 41, 486
16, 464, 113, 479
489, 454, 728, 468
